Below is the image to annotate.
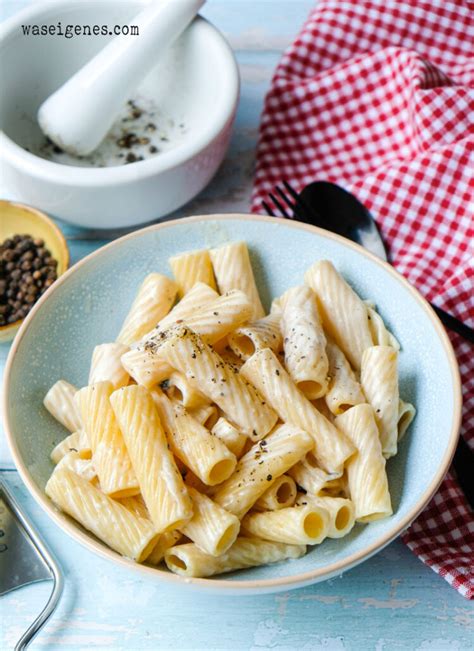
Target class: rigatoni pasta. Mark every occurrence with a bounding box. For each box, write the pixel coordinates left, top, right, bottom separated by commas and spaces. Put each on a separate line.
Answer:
77, 382, 139, 498
164, 538, 306, 578
120, 347, 172, 388
50, 430, 90, 464
228, 311, 282, 361
117, 273, 178, 345
213, 424, 313, 518
44, 379, 82, 433
240, 348, 355, 474
241, 504, 330, 545
179, 487, 240, 557
211, 417, 248, 458
88, 343, 130, 389
156, 281, 219, 330
210, 241, 265, 319
305, 260, 372, 370
152, 391, 236, 486
360, 346, 399, 458
296, 495, 355, 539
110, 385, 193, 533
253, 475, 297, 511
152, 325, 278, 440
163, 371, 210, 409
46, 467, 159, 562
280, 285, 329, 399
169, 248, 216, 297
335, 404, 392, 522
55, 450, 97, 483
365, 304, 400, 350
325, 340, 365, 415
43, 241, 415, 579
397, 399, 416, 441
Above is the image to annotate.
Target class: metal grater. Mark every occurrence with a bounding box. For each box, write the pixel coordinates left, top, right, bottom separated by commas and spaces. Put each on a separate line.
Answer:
0, 480, 63, 650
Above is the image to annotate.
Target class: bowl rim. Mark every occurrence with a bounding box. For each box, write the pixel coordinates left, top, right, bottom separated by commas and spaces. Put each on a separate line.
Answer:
3, 214, 462, 593
0, 1, 240, 186
0, 199, 70, 336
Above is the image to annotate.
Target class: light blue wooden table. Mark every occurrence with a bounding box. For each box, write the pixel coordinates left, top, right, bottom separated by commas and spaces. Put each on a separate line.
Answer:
1, 2, 472, 649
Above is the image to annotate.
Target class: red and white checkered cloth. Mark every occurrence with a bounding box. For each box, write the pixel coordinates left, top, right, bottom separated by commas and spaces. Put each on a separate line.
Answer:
251, 1, 474, 598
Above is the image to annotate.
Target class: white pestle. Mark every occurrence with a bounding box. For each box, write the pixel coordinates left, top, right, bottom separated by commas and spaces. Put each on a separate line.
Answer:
38, 0, 205, 157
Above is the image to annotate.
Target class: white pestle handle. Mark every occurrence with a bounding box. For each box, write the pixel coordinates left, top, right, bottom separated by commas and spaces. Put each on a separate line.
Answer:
38, 0, 205, 157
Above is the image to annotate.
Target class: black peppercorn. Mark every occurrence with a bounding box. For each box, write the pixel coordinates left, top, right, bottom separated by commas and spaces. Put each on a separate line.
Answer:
0, 233, 59, 324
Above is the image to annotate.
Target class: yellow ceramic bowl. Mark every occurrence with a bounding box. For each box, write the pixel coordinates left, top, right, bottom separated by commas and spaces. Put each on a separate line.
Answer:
0, 200, 69, 342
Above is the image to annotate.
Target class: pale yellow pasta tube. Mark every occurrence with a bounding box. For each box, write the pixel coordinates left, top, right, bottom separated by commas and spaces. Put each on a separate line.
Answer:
280, 286, 328, 399
211, 417, 247, 458
304, 260, 372, 370
240, 348, 355, 474
210, 241, 265, 319
325, 341, 365, 415
110, 385, 193, 533
228, 311, 282, 361
119, 494, 149, 519
118, 496, 184, 565
169, 248, 217, 297
287, 458, 337, 496
44, 379, 82, 432
187, 403, 219, 430
213, 423, 313, 518
117, 273, 178, 345
46, 467, 159, 562
296, 495, 355, 538
120, 348, 172, 389
150, 290, 253, 347
152, 391, 236, 486
184, 470, 215, 496
77, 382, 139, 498
180, 487, 240, 557
360, 346, 399, 458
254, 475, 297, 511
241, 504, 330, 545
397, 399, 416, 441
219, 346, 244, 370
163, 371, 210, 409
365, 304, 400, 350
55, 451, 97, 483
185, 290, 253, 344
335, 404, 392, 522
88, 343, 130, 390
50, 430, 91, 464
130, 290, 253, 388
154, 326, 278, 440
156, 282, 219, 330
146, 531, 182, 565
164, 538, 305, 578
312, 398, 336, 422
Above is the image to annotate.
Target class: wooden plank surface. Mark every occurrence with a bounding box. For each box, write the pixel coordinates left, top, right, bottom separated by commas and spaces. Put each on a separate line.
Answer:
1, 2, 472, 649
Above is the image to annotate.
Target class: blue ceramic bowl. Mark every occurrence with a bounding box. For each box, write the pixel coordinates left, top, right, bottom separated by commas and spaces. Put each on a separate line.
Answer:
3, 215, 461, 594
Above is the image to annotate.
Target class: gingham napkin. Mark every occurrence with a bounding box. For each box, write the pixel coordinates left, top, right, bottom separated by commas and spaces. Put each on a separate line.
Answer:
251, 1, 474, 598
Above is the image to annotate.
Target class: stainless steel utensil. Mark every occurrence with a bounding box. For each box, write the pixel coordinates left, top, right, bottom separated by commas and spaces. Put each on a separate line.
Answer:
0, 480, 63, 650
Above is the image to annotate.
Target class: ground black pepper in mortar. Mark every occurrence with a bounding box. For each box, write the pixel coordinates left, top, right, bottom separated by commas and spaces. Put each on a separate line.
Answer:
0, 234, 58, 325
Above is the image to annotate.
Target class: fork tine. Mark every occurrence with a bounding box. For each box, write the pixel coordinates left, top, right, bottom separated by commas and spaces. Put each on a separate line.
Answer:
282, 180, 300, 202
283, 180, 317, 223
261, 200, 276, 217
268, 192, 291, 218
275, 185, 296, 213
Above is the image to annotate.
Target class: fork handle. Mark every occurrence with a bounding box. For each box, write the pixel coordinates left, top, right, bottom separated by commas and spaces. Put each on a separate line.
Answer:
430, 304, 474, 343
